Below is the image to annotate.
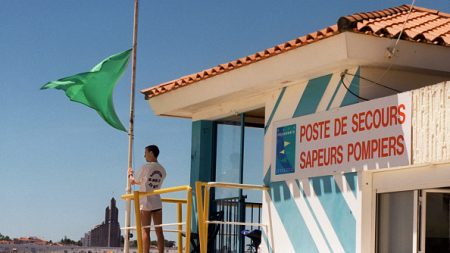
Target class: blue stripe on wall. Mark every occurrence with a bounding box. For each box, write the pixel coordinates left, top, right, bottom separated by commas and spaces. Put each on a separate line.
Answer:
290, 73, 357, 251
341, 69, 360, 198
344, 172, 358, 198
306, 72, 359, 251
265, 72, 360, 252
295, 180, 333, 252
264, 87, 286, 134
341, 68, 360, 107
326, 74, 342, 110
310, 176, 356, 253
293, 74, 332, 117
264, 168, 319, 253
261, 73, 337, 252
262, 231, 273, 253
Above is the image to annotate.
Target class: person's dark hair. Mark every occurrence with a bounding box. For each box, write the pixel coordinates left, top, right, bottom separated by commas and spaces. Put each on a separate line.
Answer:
146, 145, 160, 158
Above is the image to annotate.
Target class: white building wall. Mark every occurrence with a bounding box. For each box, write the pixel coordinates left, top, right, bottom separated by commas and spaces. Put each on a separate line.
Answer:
412, 81, 450, 164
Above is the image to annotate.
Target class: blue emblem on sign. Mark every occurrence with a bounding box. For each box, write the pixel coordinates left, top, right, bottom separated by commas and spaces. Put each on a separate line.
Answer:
276, 124, 296, 175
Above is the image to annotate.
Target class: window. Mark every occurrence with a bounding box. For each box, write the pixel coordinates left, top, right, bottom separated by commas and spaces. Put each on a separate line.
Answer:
215, 122, 242, 199
376, 189, 450, 252
420, 190, 450, 252
376, 191, 415, 253
214, 109, 264, 200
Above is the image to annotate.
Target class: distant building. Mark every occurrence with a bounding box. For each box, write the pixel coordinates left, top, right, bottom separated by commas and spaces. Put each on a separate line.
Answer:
0, 244, 181, 253
12, 237, 50, 246
82, 198, 120, 247
80, 233, 90, 248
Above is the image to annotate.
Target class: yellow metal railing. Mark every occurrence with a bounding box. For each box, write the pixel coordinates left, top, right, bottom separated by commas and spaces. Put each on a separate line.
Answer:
195, 182, 269, 253
121, 185, 192, 253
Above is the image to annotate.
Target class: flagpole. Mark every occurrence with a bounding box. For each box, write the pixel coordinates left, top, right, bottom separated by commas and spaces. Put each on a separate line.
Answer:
124, 0, 139, 253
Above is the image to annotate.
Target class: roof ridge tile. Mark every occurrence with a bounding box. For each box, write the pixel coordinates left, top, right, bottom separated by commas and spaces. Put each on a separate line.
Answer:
411, 5, 439, 15
338, 4, 410, 31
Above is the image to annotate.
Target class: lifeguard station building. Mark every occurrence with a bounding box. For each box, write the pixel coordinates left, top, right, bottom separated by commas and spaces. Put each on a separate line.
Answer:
141, 5, 450, 253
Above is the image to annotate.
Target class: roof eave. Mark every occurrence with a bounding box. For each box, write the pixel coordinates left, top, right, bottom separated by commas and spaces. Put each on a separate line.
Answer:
146, 33, 351, 119
147, 32, 450, 120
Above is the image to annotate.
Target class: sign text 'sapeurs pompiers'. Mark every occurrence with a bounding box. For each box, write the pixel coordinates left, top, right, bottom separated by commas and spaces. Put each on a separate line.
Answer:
273, 92, 412, 180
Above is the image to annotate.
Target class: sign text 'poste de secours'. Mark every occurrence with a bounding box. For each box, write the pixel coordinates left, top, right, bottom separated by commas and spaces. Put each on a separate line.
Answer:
273, 92, 412, 180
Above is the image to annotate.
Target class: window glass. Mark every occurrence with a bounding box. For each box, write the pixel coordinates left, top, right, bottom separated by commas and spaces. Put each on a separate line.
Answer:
424, 192, 450, 252
215, 123, 241, 199
243, 126, 264, 203
377, 191, 414, 253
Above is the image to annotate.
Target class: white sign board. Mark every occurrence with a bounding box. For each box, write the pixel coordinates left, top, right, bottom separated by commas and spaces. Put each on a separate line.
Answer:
272, 92, 412, 180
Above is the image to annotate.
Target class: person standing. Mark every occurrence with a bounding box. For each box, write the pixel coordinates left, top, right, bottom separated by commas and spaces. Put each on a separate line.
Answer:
128, 145, 166, 253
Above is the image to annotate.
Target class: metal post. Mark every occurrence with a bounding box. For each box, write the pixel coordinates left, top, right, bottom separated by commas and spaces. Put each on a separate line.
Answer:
133, 192, 143, 253
124, 1, 139, 253
203, 186, 211, 253
195, 182, 205, 253
177, 203, 182, 253
186, 189, 193, 253
238, 113, 246, 253
239, 113, 245, 186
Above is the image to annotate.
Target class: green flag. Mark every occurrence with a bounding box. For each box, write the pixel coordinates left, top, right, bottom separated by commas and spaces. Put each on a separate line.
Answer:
41, 49, 132, 132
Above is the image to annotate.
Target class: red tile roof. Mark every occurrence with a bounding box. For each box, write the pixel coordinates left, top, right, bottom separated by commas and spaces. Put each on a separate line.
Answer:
337, 5, 450, 44
142, 5, 450, 99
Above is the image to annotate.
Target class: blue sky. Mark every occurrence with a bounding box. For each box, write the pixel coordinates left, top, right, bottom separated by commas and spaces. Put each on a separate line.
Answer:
1, 0, 449, 242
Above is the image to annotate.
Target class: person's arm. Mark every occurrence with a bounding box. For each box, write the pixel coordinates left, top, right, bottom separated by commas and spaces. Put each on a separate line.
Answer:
128, 167, 141, 185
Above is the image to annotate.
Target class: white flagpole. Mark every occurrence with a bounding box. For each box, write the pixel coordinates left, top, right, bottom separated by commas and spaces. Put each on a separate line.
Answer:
124, 0, 139, 252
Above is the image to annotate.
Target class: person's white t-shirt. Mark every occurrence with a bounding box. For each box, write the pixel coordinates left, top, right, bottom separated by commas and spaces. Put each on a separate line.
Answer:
136, 162, 166, 211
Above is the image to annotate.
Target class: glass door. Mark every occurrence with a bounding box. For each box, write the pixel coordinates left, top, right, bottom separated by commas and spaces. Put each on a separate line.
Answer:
214, 111, 264, 253
215, 122, 242, 199
376, 190, 418, 253
420, 189, 450, 252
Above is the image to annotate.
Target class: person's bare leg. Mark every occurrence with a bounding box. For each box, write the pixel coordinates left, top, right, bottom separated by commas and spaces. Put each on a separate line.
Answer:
141, 210, 151, 253
152, 210, 164, 253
